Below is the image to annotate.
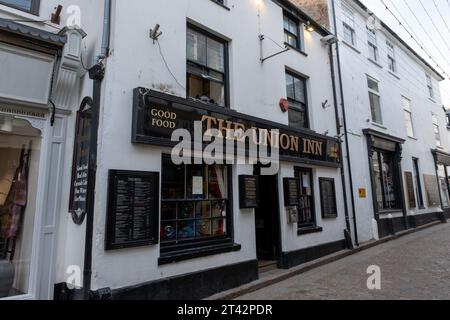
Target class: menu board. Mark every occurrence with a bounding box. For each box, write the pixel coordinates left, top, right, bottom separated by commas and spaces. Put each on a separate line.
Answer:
404, 172, 416, 208
106, 170, 160, 250
239, 175, 259, 209
319, 178, 338, 218
284, 178, 300, 207
424, 174, 440, 207
69, 109, 92, 224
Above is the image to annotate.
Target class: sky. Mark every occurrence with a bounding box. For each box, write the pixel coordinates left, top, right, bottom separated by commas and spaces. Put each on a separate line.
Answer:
359, 0, 450, 108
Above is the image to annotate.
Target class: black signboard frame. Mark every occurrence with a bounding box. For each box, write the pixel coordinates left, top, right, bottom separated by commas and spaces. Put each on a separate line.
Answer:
404, 172, 417, 208
239, 175, 259, 209
319, 178, 338, 219
132, 88, 341, 168
283, 178, 300, 207
106, 170, 160, 250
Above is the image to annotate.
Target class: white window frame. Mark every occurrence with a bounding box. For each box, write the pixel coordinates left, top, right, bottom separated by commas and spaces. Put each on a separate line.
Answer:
432, 113, 442, 147
367, 76, 383, 124
342, 2, 356, 46
367, 27, 378, 62
386, 41, 397, 73
402, 97, 414, 138
426, 74, 435, 99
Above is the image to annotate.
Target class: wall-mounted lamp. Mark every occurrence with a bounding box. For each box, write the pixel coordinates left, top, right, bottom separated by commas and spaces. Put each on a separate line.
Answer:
305, 21, 315, 33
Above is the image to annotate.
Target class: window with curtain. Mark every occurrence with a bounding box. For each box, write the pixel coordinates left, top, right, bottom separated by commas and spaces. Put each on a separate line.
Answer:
161, 156, 230, 248
0, 0, 40, 14
295, 167, 316, 228
187, 25, 227, 107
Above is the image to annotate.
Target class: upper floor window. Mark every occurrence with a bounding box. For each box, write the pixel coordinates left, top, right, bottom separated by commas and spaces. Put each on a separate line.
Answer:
386, 41, 397, 73
0, 0, 40, 14
286, 71, 308, 129
432, 114, 442, 147
342, 2, 356, 46
283, 12, 301, 49
187, 25, 227, 107
367, 76, 383, 124
402, 97, 414, 138
367, 27, 378, 62
426, 74, 435, 99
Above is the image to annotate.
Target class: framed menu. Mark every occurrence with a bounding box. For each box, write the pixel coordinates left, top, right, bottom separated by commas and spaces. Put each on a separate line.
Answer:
319, 178, 338, 218
239, 175, 259, 209
284, 178, 300, 207
404, 172, 416, 208
106, 170, 160, 250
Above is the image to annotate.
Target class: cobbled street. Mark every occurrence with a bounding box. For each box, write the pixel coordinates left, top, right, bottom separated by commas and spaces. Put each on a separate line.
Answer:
237, 223, 450, 300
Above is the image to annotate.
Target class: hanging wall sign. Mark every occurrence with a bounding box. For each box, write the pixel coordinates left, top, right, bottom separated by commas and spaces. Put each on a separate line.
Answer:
239, 175, 259, 209
284, 178, 300, 207
132, 88, 341, 167
105, 170, 160, 250
69, 98, 93, 225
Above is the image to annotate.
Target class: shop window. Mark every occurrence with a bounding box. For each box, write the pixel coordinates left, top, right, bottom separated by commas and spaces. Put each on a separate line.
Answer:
187, 25, 227, 107
0, 0, 40, 14
286, 71, 308, 129
295, 167, 316, 227
161, 156, 231, 250
437, 164, 450, 208
0, 116, 41, 298
283, 12, 301, 49
372, 150, 401, 211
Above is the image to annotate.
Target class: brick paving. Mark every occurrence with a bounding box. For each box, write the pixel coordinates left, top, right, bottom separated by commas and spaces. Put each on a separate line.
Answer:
237, 223, 450, 300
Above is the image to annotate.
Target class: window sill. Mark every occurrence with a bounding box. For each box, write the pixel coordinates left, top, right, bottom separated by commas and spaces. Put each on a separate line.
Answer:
297, 226, 323, 236
159, 242, 241, 265
342, 40, 361, 54
284, 43, 308, 57
368, 58, 383, 69
407, 136, 418, 141
0, 5, 59, 28
371, 122, 387, 130
388, 70, 400, 80
209, 0, 230, 10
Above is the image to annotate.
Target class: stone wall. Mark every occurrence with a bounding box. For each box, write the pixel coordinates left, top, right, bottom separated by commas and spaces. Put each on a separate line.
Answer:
289, 0, 330, 28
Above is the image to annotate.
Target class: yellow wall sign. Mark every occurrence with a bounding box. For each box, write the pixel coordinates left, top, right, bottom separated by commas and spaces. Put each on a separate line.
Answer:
359, 188, 367, 199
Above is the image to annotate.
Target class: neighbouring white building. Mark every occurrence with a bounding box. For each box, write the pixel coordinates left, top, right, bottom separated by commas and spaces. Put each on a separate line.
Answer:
300, 0, 450, 243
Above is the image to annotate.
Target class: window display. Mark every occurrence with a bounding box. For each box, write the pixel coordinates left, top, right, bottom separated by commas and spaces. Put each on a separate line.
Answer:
372, 150, 400, 211
161, 156, 229, 248
0, 117, 41, 298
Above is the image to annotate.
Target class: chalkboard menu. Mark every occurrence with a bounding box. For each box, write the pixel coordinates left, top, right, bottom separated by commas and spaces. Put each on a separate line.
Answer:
404, 172, 416, 208
319, 178, 338, 218
424, 174, 440, 207
239, 175, 259, 209
106, 170, 160, 250
284, 178, 300, 207
69, 106, 92, 225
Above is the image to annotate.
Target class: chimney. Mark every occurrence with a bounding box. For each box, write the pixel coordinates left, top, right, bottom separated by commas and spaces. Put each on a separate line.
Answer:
288, 0, 330, 29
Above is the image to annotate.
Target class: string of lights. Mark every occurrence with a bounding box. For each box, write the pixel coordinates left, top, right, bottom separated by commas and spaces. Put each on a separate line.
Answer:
376, 0, 450, 78
417, 0, 450, 53
399, 0, 450, 71
431, 0, 450, 38
333, 5, 450, 98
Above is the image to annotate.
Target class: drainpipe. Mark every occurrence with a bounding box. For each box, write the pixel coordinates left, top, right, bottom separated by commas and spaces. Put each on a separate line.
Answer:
331, 0, 359, 246
82, 0, 111, 300
328, 45, 353, 249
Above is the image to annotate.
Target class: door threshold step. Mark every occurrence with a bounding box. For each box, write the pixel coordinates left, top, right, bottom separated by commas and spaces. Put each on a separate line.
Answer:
258, 260, 278, 273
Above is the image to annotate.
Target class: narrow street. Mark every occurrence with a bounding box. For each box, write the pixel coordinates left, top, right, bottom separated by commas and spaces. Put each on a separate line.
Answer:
237, 223, 450, 300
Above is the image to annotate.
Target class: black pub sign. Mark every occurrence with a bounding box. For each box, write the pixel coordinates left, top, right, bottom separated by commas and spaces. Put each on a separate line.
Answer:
132, 88, 341, 167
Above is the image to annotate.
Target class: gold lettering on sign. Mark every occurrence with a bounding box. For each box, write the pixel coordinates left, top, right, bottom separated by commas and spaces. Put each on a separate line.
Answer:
303, 139, 323, 156
150, 108, 177, 129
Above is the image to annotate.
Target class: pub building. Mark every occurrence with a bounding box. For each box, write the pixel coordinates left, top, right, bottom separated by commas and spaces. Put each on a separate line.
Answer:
55, 0, 353, 300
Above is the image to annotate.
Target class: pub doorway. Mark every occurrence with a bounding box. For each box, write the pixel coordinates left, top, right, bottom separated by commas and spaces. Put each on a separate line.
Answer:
253, 165, 281, 272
